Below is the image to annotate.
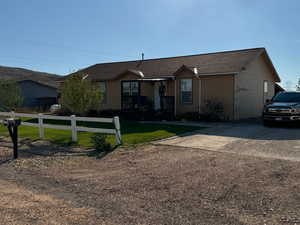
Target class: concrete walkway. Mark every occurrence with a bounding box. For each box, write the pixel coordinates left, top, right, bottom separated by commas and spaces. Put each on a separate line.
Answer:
155, 122, 300, 162
140, 120, 230, 128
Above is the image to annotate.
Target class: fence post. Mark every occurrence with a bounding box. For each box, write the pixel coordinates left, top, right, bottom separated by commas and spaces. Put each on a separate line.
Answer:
38, 113, 44, 138
113, 116, 122, 145
11, 111, 15, 118
71, 115, 78, 142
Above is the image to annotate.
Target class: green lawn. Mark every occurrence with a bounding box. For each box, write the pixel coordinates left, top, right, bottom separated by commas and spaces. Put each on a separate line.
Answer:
0, 118, 201, 147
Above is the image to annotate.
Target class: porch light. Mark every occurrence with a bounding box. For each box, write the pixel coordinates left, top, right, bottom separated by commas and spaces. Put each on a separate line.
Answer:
193, 67, 198, 75
138, 71, 144, 78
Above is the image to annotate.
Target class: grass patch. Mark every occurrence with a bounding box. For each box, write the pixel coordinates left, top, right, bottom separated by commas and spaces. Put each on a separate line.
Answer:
0, 118, 201, 147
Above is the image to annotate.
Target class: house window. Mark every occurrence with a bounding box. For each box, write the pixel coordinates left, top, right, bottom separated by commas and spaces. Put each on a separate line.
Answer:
99, 82, 107, 103
122, 81, 140, 96
180, 79, 193, 104
264, 81, 268, 93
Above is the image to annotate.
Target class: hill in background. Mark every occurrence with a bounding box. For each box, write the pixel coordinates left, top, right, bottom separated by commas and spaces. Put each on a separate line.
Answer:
0, 65, 63, 88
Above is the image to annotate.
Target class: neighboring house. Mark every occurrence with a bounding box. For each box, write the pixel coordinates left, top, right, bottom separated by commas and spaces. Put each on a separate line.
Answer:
0, 65, 61, 109
71, 48, 281, 120
17, 80, 59, 108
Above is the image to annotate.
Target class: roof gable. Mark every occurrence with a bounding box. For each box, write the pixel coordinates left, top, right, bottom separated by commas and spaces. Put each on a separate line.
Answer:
115, 69, 145, 80
260, 51, 281, 82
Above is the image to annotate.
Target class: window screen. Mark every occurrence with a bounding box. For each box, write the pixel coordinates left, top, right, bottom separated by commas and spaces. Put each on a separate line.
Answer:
181, 79, 192, 104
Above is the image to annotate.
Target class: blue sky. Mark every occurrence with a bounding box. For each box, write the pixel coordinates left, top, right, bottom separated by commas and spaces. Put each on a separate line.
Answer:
1, 0, 299, 90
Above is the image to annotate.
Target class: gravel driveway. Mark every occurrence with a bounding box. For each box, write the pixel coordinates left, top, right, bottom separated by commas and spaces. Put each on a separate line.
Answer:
156, 122, 300, 162
1, 129, 300, 224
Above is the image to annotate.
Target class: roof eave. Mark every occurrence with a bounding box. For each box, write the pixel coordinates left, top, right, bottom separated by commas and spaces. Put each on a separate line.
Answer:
259, 49, 281, 82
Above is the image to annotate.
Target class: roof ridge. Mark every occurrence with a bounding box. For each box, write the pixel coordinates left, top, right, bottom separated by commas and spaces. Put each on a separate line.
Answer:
17, 79, 58, 89
91, 47, 266, 67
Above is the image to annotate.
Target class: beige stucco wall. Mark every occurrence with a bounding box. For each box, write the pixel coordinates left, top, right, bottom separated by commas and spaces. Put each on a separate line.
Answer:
101, 80, 121, 110
234, 55, 275, 119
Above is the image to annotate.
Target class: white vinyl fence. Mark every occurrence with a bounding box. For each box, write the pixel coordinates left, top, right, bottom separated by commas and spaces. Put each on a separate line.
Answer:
0, 112, 122, 144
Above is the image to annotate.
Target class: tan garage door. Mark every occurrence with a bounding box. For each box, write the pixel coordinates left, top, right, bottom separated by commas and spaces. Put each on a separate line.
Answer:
201, 75, 234, 120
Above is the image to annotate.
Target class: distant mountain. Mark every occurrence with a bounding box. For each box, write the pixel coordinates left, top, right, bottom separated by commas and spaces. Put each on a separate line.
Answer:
0, 65, 63, 88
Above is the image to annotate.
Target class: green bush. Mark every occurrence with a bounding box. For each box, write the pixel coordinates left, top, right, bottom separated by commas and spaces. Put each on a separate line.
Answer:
200, 100, 224, 121
91, 133, 112, 152
90, 109, 121, 118
176, 112, 201, 121
176, 101, 225, 122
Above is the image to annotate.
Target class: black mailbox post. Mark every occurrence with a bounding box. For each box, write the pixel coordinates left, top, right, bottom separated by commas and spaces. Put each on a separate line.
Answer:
3, 118, 21, 159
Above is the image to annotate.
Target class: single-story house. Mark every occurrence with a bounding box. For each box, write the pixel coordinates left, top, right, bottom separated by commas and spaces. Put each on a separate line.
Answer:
17, 79, 59, 108
0, 65, 61, 109
72, 47, 281, 120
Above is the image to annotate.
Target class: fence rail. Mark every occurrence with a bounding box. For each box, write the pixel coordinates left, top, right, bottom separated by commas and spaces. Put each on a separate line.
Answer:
0, 112, 122, 144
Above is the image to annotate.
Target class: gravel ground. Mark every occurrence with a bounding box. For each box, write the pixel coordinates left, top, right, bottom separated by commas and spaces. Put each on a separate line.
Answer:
1, 137, 300, 225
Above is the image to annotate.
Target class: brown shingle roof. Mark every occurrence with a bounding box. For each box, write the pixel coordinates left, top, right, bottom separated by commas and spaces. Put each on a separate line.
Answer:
74, 48, 280, 82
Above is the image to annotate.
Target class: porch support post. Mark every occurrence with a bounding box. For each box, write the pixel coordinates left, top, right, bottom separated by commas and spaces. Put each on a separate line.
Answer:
198, 77, 202, 113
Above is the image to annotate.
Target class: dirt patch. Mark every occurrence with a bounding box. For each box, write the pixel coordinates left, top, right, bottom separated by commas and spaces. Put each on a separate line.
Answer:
1, 140, 300, 224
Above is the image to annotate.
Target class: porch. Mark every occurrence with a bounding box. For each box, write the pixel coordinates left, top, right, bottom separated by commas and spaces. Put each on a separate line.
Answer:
121, 78, 175, 115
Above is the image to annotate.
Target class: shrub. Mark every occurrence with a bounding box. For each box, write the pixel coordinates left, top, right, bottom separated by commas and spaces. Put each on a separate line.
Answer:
55, 107, 73, 116
97, 109, 121, 118
200, 100, 224, 121
175, 101, 225, 122
91, 134, 112, 152
176, 112, 201, 121
153, 111, 175, 121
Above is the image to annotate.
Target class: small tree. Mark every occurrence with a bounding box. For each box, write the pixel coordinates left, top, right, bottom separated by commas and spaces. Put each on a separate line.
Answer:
60, 74, 102, 115
0, 80, 23, 110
